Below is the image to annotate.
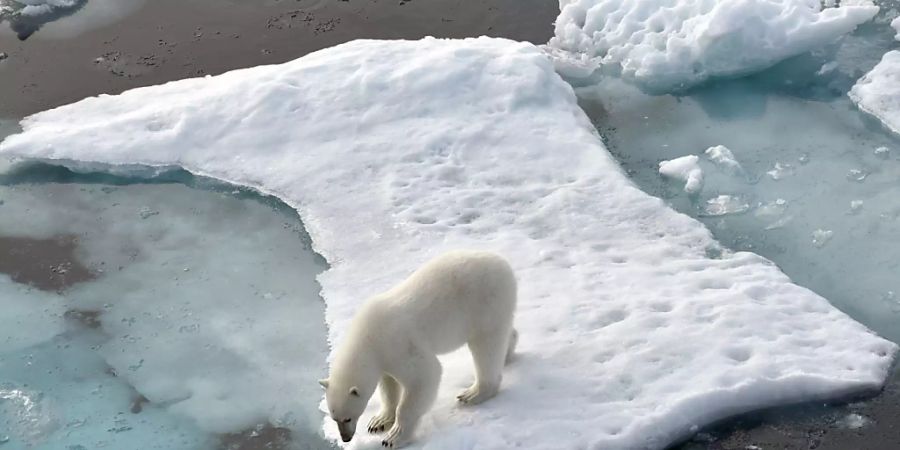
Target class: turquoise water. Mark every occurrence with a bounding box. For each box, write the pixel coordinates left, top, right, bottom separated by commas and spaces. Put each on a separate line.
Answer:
0, 161, 335, 450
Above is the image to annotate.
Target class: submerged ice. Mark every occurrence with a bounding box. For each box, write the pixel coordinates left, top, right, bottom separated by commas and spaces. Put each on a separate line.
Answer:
0, 166, 333, 449
1, 37, 895, 450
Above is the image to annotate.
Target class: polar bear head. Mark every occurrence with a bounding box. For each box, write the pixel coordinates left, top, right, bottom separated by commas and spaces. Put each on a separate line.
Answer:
319, 377, 376, 442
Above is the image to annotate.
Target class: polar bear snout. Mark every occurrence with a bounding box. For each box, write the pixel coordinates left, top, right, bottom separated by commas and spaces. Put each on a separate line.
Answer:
336, 419, 356, 442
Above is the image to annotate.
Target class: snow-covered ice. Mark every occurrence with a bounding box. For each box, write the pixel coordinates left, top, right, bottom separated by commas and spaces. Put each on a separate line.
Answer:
850, 50, 900, 135
659, 155, 704, 194
1, 37, 896, 449
551, 0, 879, 91
8, 0, 79, 17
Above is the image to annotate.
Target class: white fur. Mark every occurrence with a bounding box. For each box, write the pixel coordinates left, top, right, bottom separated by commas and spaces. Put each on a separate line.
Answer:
321, 250, 518, 448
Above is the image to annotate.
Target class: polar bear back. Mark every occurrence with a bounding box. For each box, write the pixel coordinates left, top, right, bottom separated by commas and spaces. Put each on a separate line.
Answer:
373, 250, 517, 356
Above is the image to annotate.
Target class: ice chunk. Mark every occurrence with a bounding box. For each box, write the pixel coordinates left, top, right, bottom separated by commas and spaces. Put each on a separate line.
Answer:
812, 229, 834, 248
551, 0, 878, 91
702, 195, 750, 217
1, 37, 895, 450
767, 162, 795, 180
874, 146, 890, 159
659, 155, 704, 194
849, 50, 900, 135
892, 16, 900, 41
704, 145, 743, 174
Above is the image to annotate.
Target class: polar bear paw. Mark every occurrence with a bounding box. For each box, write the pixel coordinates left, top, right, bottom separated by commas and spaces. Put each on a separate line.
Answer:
368, 413, 396, 434
456, 383, 498, 405
381, 424, 406, 448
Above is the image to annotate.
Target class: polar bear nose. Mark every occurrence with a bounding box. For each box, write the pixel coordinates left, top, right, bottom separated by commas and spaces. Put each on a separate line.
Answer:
337, 420, 355, 442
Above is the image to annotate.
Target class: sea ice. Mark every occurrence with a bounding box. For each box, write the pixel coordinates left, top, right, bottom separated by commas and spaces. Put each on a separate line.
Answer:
892, 16, 900, 40
1, 37, 894, 449
551, 0, 879, 91
850, 50, 900, 135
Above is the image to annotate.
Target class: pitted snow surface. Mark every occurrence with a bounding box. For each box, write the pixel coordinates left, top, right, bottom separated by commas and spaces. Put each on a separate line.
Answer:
551, 0, 878, 91
1, 37, 895, 450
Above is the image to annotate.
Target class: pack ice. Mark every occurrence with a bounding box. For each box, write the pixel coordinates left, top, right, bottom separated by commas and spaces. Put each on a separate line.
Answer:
850, 50, 900, 135
551, 0, 879, 91
0, 37, 895, 449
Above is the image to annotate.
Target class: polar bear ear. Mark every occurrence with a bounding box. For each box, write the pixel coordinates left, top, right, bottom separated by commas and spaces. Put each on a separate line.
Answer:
318, 379, 329, 389
349, 386, 360, 397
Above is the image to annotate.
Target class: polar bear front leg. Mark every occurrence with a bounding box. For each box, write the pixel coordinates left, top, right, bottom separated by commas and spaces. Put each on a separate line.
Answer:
368, 375, 400, 433
382, 355, 441, 448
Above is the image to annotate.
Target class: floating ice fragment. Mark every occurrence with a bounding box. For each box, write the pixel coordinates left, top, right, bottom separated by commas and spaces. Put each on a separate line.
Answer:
659, 155, 703, 194
850, 200, 864, 213
703, 195, 750, 216
816, 61, 839, 76
838, 413, 870, 430
755, 199, 788, 218
798, 152, 810, 165
874, 146, 890, 159
892, 16, 900, 41
812, 229, 834, 248
0, 387, 59, 446
704, 145, 743, 174
767, 162, 795, 180
138, 206, 159, 219
847, 169, 869, 182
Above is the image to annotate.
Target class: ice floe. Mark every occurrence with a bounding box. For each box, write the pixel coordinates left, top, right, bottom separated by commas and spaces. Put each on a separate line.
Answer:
551, 0, 879, 91
850, 50, 900, 135
1, 37, 896, 449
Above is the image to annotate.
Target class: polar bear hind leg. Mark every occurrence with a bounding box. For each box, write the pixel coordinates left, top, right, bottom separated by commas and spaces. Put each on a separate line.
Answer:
457, 327, 515, 405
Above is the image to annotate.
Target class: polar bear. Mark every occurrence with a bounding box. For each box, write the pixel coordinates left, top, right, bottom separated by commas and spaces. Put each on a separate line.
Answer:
318, 250, 518, 448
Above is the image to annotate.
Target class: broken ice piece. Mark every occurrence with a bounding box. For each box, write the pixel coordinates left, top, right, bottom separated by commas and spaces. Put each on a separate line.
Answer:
812, 229, 834, 248
702, 195, 750, 216
766, 162, 794, 180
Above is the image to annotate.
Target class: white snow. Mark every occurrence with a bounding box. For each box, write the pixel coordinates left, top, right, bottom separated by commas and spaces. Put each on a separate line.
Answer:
4, 0, 78, 16
1, 37, 896, 450
551, 0, 879, 91
659, 155, 704, 194
892, 16, 900, 40
850, 50, 900, 135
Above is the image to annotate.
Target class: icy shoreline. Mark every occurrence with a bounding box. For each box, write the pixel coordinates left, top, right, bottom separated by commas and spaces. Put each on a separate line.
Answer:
1, 38, 896, 449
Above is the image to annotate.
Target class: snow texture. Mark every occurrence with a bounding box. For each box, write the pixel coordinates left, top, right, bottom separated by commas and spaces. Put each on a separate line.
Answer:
551, 0, 879, 91
850, 50, 900, 135
659, 155, 704, 194
1, 37, 896, 450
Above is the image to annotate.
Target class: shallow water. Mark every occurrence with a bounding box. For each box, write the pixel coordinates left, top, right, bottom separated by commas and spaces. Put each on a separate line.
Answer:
0, 162, 335, 449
